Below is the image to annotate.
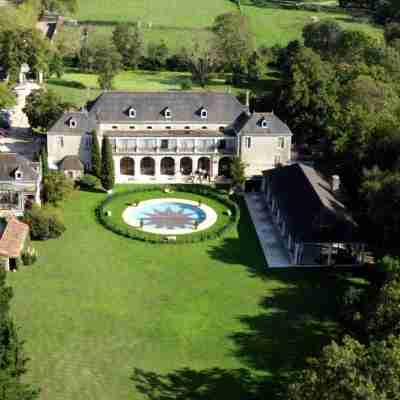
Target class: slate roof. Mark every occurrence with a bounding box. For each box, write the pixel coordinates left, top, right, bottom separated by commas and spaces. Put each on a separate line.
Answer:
0, 153, 40, 182
88, 91, 246, 123
0, 217, 29, 258
59, 155, 84, 171
48, 112, 95, 135
237, 112, 292, 136
264, 163, 358, 243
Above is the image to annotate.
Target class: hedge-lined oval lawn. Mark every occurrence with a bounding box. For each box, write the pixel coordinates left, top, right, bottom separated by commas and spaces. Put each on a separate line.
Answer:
97, 185, 238, 243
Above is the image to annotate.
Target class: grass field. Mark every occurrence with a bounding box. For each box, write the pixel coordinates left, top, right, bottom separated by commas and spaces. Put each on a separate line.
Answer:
74, 0, 382, 50
7, 187, 346, 400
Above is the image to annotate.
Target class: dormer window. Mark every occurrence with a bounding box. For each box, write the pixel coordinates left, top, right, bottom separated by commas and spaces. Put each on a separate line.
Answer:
166, 126, 171, 130
184, 126, 190, 130
147, 126, 153, 130
128, 108, 136, 119
261, 118, 269, 129
69, 118, 77, 129
200, 108, 208, 119
202, 126, 207, 130
164, 108, 172, 119
15, 169, 23, 180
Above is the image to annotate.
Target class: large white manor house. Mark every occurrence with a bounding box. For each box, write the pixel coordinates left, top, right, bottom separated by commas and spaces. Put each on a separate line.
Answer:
47, 92, 292, 184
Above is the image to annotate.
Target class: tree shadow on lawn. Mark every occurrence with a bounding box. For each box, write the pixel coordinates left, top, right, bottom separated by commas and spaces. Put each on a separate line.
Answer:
130, 269, 347, 399
207, 197, 267, 279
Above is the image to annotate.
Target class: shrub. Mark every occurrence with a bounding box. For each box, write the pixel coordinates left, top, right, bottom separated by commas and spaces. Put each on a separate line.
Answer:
79, 174, 100, 190
24, 205, 66, 240
42, 171, 74, 205
22, 247, 38, 266
180, 78, 193, 90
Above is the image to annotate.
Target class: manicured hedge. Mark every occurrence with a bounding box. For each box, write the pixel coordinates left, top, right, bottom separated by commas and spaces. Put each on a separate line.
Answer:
96, 185, 239, 244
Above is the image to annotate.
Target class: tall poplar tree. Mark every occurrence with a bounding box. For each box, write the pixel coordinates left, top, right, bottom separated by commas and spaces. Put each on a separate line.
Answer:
100, 136, 115, 191
90, 130, 101, 178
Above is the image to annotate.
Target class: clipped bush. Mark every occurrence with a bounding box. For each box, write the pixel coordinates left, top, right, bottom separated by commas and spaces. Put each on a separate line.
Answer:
79, 174, 100, 190
24, 205, 66, 240
180, 78, 193, 90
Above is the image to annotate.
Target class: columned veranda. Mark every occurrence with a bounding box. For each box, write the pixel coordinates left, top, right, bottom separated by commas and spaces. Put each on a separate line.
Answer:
114, 155, 233, 183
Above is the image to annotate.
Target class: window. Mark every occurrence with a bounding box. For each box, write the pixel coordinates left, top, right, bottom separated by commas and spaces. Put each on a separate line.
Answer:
129, 126, 136, 130
218, 139, 226, 149
128, 108, 136, 118
161, 139, 169, 149
147, 126, 153, 130
261, 119, 268, 129
278, 137, 285, 149
164, 108, 172, 119
166, 126, 172, 130
57, 136, 64, 148
69, 119, 77, 129
219, 126, 225, 132
200, 109, 208, 119
112, 126, 118, 130
184, 126, 190, 130
202, 126, 207, 130
15, 171, 23, 180
245, 137, 251, 149
274, 155, 281, 166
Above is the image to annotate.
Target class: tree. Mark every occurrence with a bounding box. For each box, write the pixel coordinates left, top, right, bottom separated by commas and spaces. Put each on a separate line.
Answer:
48, 51, 65, 79
42, 171, 74, 205
100, 136, 115, 191
0, 27, 50, 82
302, 20, 343, 60
277, 46, 339, 144
23, 89, 71, 132
288, 335, 400, 400
38, 0, 78, 14
90, 130, 101, 178
246, 51, 264, 83
93, 42, 122, 91
186, 42, 216, 87
40, 146, 49, 178
0, 83, 16, 110
0, 268, 38, 398
146, 41, 169, 70
231, 156, 247, 188
385, 22, 400, 45
212, 12, 254, 71
112, 23, 143, 69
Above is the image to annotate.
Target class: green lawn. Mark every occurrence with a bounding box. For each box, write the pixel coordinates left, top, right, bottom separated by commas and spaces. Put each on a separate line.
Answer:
7, 188, 347, 400
73, 0, 382, 51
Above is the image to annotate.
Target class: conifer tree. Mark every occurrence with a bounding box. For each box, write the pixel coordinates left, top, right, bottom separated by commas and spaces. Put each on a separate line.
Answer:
0, 269, 38, 399
100, 136, 115, 191
90, 130, 101, 177
40, 146, 49, 178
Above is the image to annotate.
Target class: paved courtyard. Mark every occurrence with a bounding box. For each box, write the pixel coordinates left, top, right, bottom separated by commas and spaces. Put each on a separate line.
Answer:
244, 192, 291, 268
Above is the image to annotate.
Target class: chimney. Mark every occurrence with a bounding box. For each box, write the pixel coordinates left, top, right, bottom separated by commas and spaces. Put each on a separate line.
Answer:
331, 174, 340, 193
245, 90, 250, 108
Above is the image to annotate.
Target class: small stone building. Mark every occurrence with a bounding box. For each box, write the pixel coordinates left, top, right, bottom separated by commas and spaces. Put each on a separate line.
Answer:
59, 155, 84, 180
0, 217, 30, 271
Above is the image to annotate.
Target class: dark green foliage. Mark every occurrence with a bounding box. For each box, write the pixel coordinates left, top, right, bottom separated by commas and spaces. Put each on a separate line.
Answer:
79, 174, 100, 190
0, 83, 16, 110
0, 27, 50, 82
38, 0, 77, 14
90, 130, 101, 177
100, 136, 115, 191
93, 42, 122, 90
42, 171, 74, 205
40, 146, 49, 178
112, 23, 143, 69
23, 89, 71, 132
385, 23, 400, 45
24, 205, 66, 240
231, 156, 247, 187
288, 335, 400, 400
21, 249, 37, 266
212, 12, 254, 71
48, 51, 65, 79
180, 77, 193, 90
145, 41, 169, 70
187, 42, 216, 87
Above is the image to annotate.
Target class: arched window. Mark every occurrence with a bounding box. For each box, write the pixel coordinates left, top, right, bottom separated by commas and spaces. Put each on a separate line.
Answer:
140, 157, 155, 175
197, 157, 210, 173
120, 157, 135, 176
218, 157, 232, 178
180, 157, 192, 175
161, 157, 175, 175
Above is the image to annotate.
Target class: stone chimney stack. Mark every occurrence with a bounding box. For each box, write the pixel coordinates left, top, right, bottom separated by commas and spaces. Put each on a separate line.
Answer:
331, 174, 341, 193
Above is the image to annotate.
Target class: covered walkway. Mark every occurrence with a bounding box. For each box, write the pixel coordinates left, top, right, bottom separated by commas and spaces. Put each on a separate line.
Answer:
244, 193, 291, 268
